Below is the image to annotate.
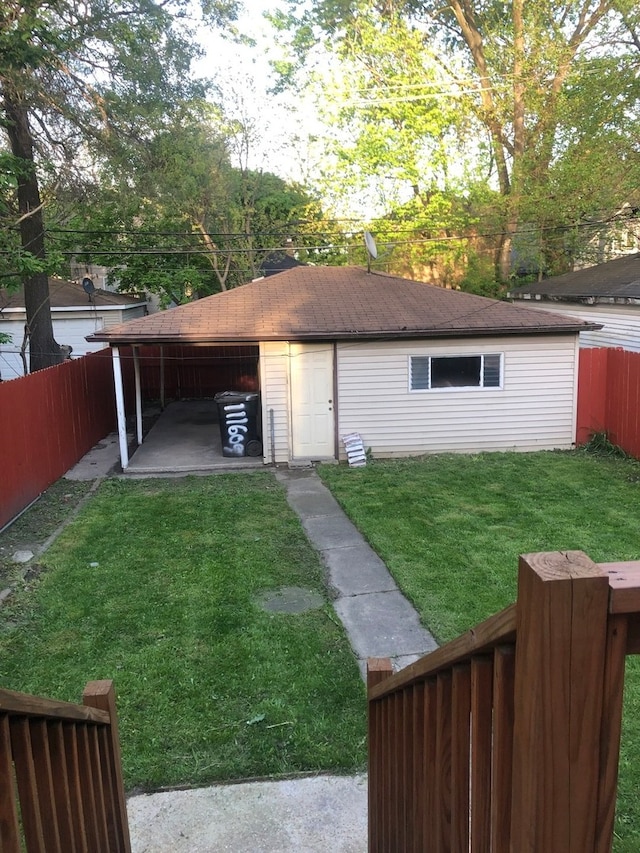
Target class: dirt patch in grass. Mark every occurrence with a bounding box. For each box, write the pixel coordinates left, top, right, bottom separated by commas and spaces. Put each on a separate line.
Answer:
0, 480, 95, 592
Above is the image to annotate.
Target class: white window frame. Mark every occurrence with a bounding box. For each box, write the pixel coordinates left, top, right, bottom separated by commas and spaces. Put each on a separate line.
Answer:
409, 353, 504, 391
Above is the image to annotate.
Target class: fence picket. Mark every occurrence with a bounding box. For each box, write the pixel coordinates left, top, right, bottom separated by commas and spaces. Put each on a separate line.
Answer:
450, 664, 470, 853
9, 718, 46, 852
0, 716, 21, 852
470, 656, 493, 853
435, 671, 452, 852
490, 646, 515, 853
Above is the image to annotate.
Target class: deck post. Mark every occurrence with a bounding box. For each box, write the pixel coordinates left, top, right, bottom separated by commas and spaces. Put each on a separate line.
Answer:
509, 551, 611, 853
83, 681, 132, 853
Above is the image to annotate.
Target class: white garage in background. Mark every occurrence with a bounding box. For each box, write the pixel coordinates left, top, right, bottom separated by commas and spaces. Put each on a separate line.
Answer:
88, 266, 598, 469
508, 253, 640, 351
0, 278, 147, 379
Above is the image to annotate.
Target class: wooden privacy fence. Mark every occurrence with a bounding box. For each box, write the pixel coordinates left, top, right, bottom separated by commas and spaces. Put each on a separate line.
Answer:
0, 679, 131, 852
577, 347, 640, 457
0, 350, 134, 531
368, 550, 640, 852
136, 344, 259, 400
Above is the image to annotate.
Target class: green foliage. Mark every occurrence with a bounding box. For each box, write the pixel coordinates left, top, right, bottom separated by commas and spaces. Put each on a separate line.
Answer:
52, 118, 338, 301
275, 0, 640, 282
0, 0, 240, 351
582, 431, 631, 459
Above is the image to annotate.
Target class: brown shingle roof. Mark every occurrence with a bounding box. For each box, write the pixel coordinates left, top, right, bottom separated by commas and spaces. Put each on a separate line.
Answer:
508, 253, 640, 301
88, 266, 595, 345
0, 279, 145, 310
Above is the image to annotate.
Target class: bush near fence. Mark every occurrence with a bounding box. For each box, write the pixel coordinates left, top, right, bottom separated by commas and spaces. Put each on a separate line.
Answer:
577, 347, 640, 458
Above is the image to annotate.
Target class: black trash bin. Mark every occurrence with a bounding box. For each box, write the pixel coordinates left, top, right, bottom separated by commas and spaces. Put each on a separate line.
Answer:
214, 391, 262, 457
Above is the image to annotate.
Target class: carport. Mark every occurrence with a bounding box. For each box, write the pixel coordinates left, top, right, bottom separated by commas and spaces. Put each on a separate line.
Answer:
121, 398, 263, 475
84, 330, 261, 471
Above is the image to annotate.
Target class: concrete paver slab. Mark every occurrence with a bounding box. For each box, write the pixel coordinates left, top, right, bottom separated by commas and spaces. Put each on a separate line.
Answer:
64, 433, 121, 480
334, 590, 438, 660
127, 774, 367, 853
285, 489, 344, 519
323, 545, 398, 597
301, 515, 368, 551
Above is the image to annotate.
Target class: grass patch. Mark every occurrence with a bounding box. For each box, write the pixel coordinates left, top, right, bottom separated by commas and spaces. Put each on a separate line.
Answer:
318, 450, 640, 846
319, 451, 640, 640
0, 474, 366, 791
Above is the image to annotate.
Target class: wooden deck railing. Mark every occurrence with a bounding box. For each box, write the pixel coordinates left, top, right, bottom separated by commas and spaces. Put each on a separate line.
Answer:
367, 550, 640, 852
0, 679, 131, 852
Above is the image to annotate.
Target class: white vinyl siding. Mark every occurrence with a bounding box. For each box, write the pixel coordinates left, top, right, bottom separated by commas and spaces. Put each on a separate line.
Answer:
336, 335, 579, 458
259, 341, 290, 463
516, 302, 640, 352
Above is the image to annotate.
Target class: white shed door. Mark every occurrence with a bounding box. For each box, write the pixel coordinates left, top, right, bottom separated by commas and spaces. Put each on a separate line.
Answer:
290, 343, 335, 458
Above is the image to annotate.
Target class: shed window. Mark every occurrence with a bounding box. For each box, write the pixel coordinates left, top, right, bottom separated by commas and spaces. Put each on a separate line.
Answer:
410, 354, 502, 390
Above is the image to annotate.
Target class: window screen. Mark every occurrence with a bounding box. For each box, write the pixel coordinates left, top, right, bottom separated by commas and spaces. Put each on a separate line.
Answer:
410, 354, 502, 390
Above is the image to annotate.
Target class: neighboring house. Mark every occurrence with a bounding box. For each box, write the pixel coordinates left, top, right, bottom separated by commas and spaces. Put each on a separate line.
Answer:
258, 251, 307, 277
0, 278, 147, 379
508, 253, 640, 352
89, 266, 595, 467
69, 262, 111, 292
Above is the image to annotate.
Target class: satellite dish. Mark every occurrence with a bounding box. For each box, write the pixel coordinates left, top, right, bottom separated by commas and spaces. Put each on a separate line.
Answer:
364, 231, 378, 259
363, 231, 378, 274
82, 277, 95, 295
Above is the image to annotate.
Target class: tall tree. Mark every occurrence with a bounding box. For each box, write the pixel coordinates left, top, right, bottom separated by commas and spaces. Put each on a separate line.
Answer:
0, 0, 238, 371
56, 114, 338, 304
273, 0, 640, 281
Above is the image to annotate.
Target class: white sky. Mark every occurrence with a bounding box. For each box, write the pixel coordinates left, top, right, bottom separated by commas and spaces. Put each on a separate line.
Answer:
193, 2, 388, 221
194, 1, 322, 185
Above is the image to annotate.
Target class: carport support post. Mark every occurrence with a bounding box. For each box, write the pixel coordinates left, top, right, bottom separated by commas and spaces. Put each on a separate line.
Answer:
132, 345, 143, 446
159, 346, 165, 411
111, 345, 129, 470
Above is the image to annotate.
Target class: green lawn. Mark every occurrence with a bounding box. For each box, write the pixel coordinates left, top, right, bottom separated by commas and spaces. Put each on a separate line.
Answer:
319, 450, 640, 849
0, 474, 366, 791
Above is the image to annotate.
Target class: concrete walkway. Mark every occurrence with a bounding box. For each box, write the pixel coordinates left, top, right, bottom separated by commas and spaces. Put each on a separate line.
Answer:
127, 774, 368, 853
63, 437, 438, 852
276, 468, 438, 675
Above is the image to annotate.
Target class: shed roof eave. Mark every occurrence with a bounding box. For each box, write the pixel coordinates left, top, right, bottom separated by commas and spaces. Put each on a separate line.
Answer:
510, 293, 640, 307
88, 323, 595, 347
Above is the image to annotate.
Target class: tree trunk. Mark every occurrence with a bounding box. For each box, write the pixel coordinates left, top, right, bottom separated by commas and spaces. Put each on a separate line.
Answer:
3, 91, 61, 372
495, 226, 514, 283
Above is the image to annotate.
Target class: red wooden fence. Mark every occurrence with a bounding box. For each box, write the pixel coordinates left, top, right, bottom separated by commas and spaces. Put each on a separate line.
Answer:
577, 348, 640, 457
0, 350, 133, 531
136, 344, 259, 399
